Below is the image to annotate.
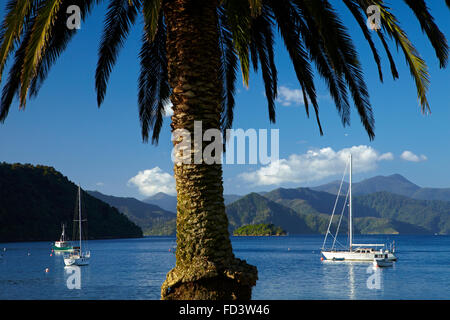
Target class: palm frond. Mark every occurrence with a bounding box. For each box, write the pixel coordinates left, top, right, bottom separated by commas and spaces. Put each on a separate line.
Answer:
269, 0, 323, 134
19, 0, 64, 107
293, 1, 351, 128
142, 0, 162, 41
403, 0, 448, 68
343, 0, 383, 82
30, 0, 99, 97
298, 0, 374, 139
138, 15, 169, 144
224, 0, 252, 87
95, 0, 141, 106
358, 0, 430, 114
218, 6, 238, 132
380, 4, 430, 113
0, 19, 34, 122
250, 5, 278, 123
376, 30, 399, 80
0, 0, 39, 84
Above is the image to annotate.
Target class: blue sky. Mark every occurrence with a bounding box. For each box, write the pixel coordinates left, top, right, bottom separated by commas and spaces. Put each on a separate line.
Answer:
1, 1, 449, 200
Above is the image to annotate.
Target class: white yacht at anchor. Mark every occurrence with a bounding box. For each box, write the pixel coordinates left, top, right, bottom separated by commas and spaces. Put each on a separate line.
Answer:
64, 185, 90, 266
321, 154, 397, 262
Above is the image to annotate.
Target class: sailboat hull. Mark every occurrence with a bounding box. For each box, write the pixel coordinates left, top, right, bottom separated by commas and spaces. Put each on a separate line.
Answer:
64, 255, 90, 266
53, 243, 73, 252
322, 250, 397, 262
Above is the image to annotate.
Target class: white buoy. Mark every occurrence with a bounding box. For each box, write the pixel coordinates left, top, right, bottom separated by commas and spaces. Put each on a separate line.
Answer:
45, 268, 49, 273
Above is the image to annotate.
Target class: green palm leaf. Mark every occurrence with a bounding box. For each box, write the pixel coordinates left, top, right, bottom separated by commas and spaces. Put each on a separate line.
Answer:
250, 5, 277, 123
404, 0, 448, 68
224, 0, 252, 87
19, 0, 63, 107
96, 0, 140, 106
297, 0, 374, 138
1, 14, 36, 122
358, 0, 431, 114
0, 0, 39, 83
218, 6, 238, 132
30, 0, 99, 97
138, 15, 169, 144
142, 0, 162, 41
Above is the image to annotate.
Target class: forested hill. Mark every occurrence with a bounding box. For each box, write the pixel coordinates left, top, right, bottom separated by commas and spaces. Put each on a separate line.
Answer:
0, 163, 143, 242
227, 188, 450, 235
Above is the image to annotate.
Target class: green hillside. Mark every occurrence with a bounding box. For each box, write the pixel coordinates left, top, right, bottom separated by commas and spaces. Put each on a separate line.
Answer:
226, 193, 314, 234
4, 162, 447, 239
262, 187, 449, 235
354, 192, 450, 234
88, 191, 176, 235
233, 224, 286, 236
0, 163, 143, 242
144, 192, 242, 212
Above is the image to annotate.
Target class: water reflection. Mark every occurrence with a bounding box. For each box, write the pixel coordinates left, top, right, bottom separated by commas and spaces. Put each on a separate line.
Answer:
321, 261, 384, 299
349, 263, 355, 299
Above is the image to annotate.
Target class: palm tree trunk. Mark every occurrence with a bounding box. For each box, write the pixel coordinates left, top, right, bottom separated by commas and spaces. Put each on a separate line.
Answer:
161, 0, 257, 300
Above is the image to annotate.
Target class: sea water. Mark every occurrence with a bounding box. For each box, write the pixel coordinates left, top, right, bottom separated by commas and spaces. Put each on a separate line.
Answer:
0, 235, 449, 299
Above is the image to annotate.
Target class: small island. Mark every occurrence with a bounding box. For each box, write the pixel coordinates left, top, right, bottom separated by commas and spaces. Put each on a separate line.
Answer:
233, 223, 287, 236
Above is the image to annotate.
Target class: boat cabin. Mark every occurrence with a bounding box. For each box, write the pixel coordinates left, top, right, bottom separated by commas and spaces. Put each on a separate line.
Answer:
354, 248, 376, 254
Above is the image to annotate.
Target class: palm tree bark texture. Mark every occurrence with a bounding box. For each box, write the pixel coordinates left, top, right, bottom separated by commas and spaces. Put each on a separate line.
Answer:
161, 0, 258, 300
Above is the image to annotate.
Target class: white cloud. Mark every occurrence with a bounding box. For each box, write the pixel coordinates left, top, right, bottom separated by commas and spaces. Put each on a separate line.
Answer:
128, 167, 176, 196
276, 86, 304, 106
400, 151, 427, 162
239, 145, 394, 186
164, 101, 174, 117
379, 152, 395, 161
95, 182, 105, 187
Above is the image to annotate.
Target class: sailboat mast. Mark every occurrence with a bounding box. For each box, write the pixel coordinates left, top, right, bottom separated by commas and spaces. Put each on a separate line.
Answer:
78, 185, 82, 252
349, 154, 353, 251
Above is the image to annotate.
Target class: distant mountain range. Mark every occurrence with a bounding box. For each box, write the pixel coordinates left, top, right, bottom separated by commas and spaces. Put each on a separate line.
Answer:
89, 191, 243, 236
312, 174, 450, 201
143, 192, 243, 212
88, 173, 450, 236
87, 191, 176, 235
3, 161, 447, 241
240, 187, 444, 235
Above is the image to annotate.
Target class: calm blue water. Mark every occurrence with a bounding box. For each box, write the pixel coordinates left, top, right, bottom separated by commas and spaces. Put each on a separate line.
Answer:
0, 235, 449, 300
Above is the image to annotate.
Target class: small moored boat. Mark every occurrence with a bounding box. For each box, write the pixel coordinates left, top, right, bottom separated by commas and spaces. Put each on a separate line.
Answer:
373, 253, 393, 268
53, 224, 73, 252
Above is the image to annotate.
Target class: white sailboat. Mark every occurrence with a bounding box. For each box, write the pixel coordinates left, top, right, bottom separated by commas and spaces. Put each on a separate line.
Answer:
64, 185, 90, 266
321, 154, 397, 262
